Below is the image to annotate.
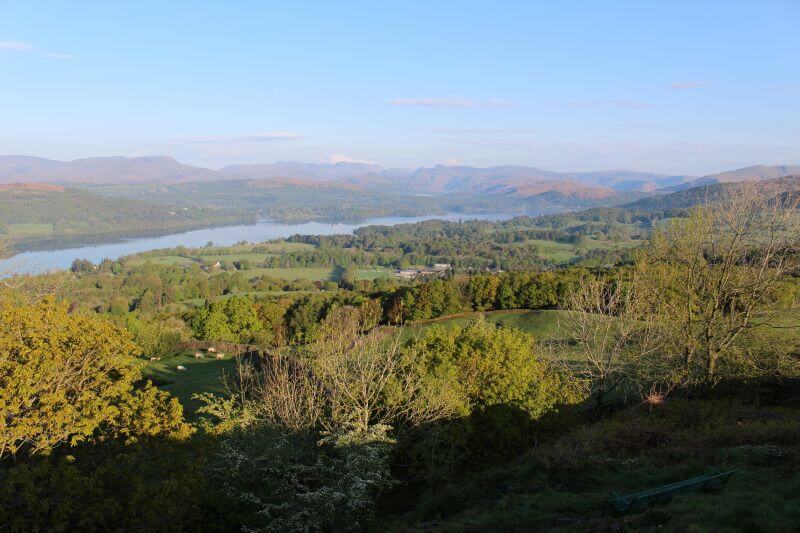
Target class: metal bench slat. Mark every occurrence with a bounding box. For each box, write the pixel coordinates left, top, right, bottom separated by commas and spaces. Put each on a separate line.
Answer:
608, 469, 736, 514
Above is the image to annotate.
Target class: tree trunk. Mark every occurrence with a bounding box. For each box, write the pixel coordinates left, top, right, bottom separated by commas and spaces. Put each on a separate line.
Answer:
706, 350, 719, 383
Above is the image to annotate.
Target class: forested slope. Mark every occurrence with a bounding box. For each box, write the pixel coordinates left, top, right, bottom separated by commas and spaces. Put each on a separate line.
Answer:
0, 184, 252, 242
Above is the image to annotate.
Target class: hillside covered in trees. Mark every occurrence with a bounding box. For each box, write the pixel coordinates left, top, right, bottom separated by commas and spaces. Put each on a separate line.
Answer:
0, 184, 252, 245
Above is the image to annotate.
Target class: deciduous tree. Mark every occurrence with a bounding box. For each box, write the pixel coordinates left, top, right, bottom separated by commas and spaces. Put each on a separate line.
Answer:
409, 317, 576, 419
636, 183, 800, 383
0, 299, 189, 459
557, 275, 661, 410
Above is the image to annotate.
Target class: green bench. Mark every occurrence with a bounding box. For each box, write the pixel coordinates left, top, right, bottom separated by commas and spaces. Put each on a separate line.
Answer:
607, 468, 736, 514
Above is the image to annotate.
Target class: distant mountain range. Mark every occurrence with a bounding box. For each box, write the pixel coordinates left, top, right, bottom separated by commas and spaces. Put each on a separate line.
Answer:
657, 165, 800, 192
0, 155, 216, 184
0, 155, 797, 200
622, 175, 800, 211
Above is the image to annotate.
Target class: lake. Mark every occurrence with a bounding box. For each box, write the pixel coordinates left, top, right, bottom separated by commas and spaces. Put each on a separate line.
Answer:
3, 213, 513, 274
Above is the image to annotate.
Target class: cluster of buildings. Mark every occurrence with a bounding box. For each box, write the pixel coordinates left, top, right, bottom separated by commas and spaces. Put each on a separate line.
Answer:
394, 263, 451, 280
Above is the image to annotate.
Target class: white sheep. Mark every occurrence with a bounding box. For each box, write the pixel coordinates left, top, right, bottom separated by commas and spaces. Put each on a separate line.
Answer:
194, 352, 204, 359
176, 365, 187, 372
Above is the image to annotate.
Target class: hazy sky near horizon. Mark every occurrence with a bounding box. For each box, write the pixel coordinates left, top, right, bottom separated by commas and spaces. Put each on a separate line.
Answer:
1, 1, 798, 175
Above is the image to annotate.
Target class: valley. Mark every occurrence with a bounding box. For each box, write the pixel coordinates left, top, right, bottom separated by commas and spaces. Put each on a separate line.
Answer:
4, 5, 798, 531
3, 170, 799, 532
5, 156, 798, 270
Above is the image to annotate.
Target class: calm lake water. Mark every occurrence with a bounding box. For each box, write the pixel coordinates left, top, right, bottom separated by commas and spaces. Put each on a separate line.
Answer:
4, 213, 513, 274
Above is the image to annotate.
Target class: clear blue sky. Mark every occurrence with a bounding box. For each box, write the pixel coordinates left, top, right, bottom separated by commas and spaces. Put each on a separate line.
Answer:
1, 1, 797, 174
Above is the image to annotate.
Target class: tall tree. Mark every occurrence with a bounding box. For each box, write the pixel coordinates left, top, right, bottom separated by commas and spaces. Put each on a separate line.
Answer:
636, 183, 800, 383
0, 299, 190, 459
409, 317, 575, 419
558, 275, 661, 410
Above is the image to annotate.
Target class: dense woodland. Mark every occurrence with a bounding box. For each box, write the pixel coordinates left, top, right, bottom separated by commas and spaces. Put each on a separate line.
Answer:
1, 181, 799, 531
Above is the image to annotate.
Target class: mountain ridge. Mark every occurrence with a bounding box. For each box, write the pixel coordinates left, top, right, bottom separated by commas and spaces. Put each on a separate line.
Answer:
0, 155, 796, 200
623, 174, 800, 211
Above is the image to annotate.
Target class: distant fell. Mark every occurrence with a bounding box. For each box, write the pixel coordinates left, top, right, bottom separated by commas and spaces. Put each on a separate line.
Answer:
660, 165, 800, 192
0, 156, 215, 184
625, 175, 800, 211
0, 156, 796, 202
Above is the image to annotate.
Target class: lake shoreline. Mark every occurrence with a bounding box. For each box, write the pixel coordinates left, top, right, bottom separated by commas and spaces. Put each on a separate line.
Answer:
3, 212, 515, 274
7, 209, 520, 254
8, 218, 259, 254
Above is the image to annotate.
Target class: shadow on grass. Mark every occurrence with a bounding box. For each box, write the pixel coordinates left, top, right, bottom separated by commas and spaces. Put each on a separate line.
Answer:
2, 376, 799, 531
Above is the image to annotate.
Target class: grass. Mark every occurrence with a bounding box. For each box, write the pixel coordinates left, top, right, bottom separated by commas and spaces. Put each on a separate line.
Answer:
195, 253, 278, 264
381, 394, 800, 531
246, 242, 314, 253
523, 239, 579, 263
142, 351, 238, 416
125, 241, 315, 267
241, 267, 335, 281
497, 237, 640, 264
518, 237, 641, 264
127, 251, 389, 283
179, 290, 317, 307
127, 255, 198, 267
357, 268, 391, 280
405, 309, 567, 341
5, 223, 54, 237
242, 265, 389, 281
402, 309, 584, 363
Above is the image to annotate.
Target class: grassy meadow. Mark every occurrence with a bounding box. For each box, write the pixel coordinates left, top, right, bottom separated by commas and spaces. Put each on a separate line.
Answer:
142, 351, 238, 416
126, 242, 392, 283
404, 309, 566, 342
4, 223, 56, 237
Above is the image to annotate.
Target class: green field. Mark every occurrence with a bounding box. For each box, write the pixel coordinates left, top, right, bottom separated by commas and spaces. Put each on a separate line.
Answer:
122, 242, 397, 283
195, 253, 278, 264
406, 309, 567, 340
356, 268, 391, 280
142, 351, 238, 415
178, 289, 318, 307
243, 266, 390, 281
523, 239, 579, 263
241, 267, 336, 281
126, 242, 315, 267
5, 222, 54, 237
123, 261, 390, 283
247, 242, 315, 253
127, 255, 199, 267
518, 237, 640, 264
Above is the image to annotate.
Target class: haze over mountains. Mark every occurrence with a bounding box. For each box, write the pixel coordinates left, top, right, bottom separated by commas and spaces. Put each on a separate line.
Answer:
0, 155, 797, 199
0, 155, 216, 185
